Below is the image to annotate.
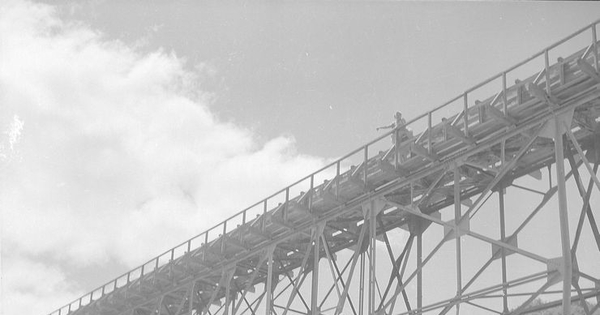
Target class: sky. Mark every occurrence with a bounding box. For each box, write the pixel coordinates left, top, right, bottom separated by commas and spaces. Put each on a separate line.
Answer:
1, 1, 600, 315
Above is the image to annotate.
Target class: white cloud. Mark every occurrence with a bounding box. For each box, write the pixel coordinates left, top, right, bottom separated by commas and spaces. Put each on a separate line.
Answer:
1, 253, 81, 315
0, 1, 328, 314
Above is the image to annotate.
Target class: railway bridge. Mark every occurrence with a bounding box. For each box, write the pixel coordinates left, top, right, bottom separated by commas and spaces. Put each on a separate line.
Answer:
50, 20, 600, 315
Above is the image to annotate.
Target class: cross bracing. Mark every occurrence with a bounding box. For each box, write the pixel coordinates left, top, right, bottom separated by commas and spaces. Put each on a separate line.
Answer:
49, 20, 600, 315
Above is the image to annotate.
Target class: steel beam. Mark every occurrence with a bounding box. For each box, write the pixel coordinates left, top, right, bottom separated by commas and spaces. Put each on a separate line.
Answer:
499, 189, 509, 315
454, 166, 463, 315
554, 119, 572, 315
265, 248, 274, 315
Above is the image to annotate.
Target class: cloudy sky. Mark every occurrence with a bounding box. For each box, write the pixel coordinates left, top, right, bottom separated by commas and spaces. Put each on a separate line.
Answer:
1, 1, 600, 315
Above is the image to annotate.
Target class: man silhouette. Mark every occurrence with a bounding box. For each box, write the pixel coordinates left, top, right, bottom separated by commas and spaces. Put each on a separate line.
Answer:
377, 111, 410, 143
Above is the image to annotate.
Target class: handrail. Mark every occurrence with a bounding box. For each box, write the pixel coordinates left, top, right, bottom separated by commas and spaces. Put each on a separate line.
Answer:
48, 18, 600, 315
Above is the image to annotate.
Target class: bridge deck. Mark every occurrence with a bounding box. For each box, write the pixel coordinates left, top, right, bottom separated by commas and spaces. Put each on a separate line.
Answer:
51, 21, 600, 315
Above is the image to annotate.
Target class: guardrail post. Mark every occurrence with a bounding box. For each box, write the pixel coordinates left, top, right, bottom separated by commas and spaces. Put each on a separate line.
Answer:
502, 72, 508, 114
309, 174, 314, 213
336, 161, 341, 198
593, 24, 598, 70
463, 93, 469, 137
427, 112, 432, 154
285, 187, 290, 221
222, 221, 228, 253
262, 200, 267, 231
545, 49, 551, 94
394, 123, 399, 169
364, 146, 370, 189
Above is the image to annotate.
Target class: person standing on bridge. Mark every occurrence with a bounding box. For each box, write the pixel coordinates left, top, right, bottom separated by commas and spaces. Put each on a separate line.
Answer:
377, 111, 413, 163
376, 111, 411, 143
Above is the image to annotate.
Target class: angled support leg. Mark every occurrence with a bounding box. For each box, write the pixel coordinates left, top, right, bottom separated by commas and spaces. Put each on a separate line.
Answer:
377, 216, 414, 313
564, 126, 600, 192
335, 222, 368, 315
203, 268, 236, 315
282, 229, 321, 315
318, 247, 358, 315
232, 250, 272, 315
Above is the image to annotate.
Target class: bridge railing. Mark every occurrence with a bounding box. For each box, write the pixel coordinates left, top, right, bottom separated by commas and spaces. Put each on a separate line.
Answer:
49, 19, 600, 315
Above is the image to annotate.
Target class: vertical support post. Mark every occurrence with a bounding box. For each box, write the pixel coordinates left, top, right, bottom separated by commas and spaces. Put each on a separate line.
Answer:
232, 293, 236, 315
335, 223, 368, 315
189, 282, 196, 315
225, 272, 232, 315
417, 232, 423, 314
359, 254, 365, 315
499, 189, 509, 314
554, 118, 572, 315
157, 295, 165, 315
265, 248, 274, 315
453, 167, 462, 315
360, 198, 385, 315
410, 182, 414, 206
312, 227, 321, 315
368, 202, 377, 315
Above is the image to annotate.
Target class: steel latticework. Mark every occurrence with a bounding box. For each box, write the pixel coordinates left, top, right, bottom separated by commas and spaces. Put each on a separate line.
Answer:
50, 21, 600, 315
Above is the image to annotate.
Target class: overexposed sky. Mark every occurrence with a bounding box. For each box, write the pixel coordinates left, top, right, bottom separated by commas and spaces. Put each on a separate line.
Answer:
1, 1, 599, 315
35, 0, 600, 156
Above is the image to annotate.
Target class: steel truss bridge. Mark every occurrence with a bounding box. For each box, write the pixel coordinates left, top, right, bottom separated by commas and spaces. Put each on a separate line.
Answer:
50, 20, 600, 315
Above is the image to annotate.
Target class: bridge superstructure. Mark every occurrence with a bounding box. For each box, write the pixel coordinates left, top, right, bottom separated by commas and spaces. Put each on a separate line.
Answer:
49, 20, 600, 315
